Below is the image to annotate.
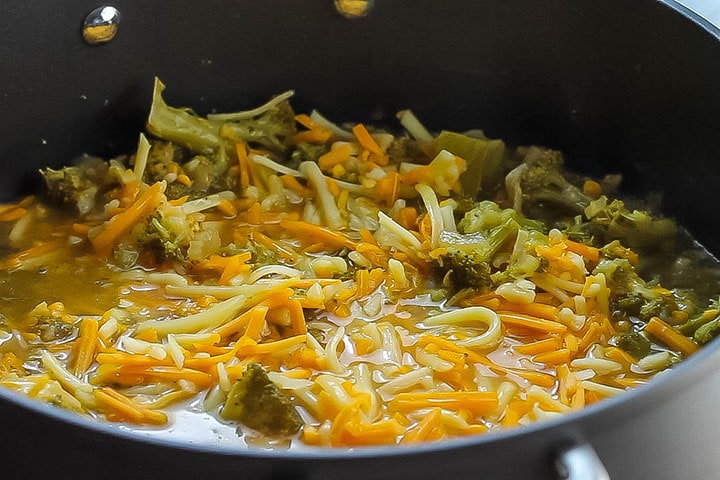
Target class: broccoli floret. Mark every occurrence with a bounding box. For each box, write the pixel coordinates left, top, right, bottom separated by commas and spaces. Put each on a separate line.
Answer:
435, 212, 521, 291
135, 215, 187, 264
505, 146, 590, 222
142, 141, 184, 181
31, 317, 76, 343
501, 229, 548, 283
638, 297, 675, 322
141, 141, 238, 201
581, 197, 676, 251
597, 258, 660, 323
614, 331, 652, 359
458, 200, 545, 235
147, 78, 296, 159
600, 240, 638, 262
112, 244, 140, 269
694, 316, 720, 344
610, 292, 645, 319
436, 250, 493, 290
595, 258, 696, 325
386, 136, 427, 164
40, 156, 110, 216
222, 241, 279, 267
291, 143, 330, 166
220, 363, 302, 437
594, 258, 657, 300
434, 201, 549, 291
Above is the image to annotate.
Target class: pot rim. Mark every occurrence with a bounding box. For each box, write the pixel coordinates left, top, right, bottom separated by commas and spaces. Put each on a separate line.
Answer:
2, 0, 720, 463
660, 0, 720, 40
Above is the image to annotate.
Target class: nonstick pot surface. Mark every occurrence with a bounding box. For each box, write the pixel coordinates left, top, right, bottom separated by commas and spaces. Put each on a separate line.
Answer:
2, 1, 720, 479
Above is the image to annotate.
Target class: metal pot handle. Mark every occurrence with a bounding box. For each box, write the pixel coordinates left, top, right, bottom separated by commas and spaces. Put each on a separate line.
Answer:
554, 443, 611, 480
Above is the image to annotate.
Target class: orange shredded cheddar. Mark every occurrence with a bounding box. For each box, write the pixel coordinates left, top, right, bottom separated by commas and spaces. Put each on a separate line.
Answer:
236, 142, 252, 190
0, 207, 26, 222
514, 337, 562, 355
95, 387, 167, 425
280, 175, 313, 199
90, 181, 165, 255
401, 408, 445, 443
72, 318, 99, 376
4, 238, 65, 271
499, 313, 567, 334
352, 124, 382, 155
389, 391, 499, 416
533, 348, 572, 365
294, 114, 317, 129
583, 180, 602, 199
279, 220, 357, 250
645, 317, 699, 356
318, 144, 352, 172
295, 126, 333, 144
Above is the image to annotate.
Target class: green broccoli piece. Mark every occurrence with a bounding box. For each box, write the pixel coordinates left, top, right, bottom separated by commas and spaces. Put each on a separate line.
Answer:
40, 156, 110, 216
135, 215, 187, 264
505, 146, 591, 222
147, 78, 297, 159
112, 244, 140, 269
638, 297, 675, 322
678, 299, 720, 344
434, 201, 550, 291
142, 141, 184, 181
139, 139, 238, 200
291, 143, 330, 166
435, 211, 521, 291
614, 331, 652, 359
457, 200, 545, 235
434, 130, 506, 198
386, 136, 427, 164
595, 258, 697, 325
436, 250, 494, 290
594, 258, 658, 300
220, 363, 302, 437
582, 197, 676, 251
610, 292, 645, 319
693, 316, 720, 344
222, 241, 279, 267
31, 317, 76, 343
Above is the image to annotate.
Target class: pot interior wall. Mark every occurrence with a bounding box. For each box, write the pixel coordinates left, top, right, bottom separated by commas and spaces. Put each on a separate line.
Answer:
2, 0, 719, 249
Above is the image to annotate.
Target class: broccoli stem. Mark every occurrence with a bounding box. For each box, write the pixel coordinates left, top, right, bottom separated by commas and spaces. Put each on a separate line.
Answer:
147, 78, 223, 155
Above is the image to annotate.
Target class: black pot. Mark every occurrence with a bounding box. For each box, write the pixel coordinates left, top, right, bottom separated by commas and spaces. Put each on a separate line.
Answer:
2, 1, 720, 479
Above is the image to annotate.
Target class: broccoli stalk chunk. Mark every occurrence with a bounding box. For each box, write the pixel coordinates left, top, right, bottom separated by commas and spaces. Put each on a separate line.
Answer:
220, 363, 302, 437
434, 130, 506, 198
147, 78, 297, 158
